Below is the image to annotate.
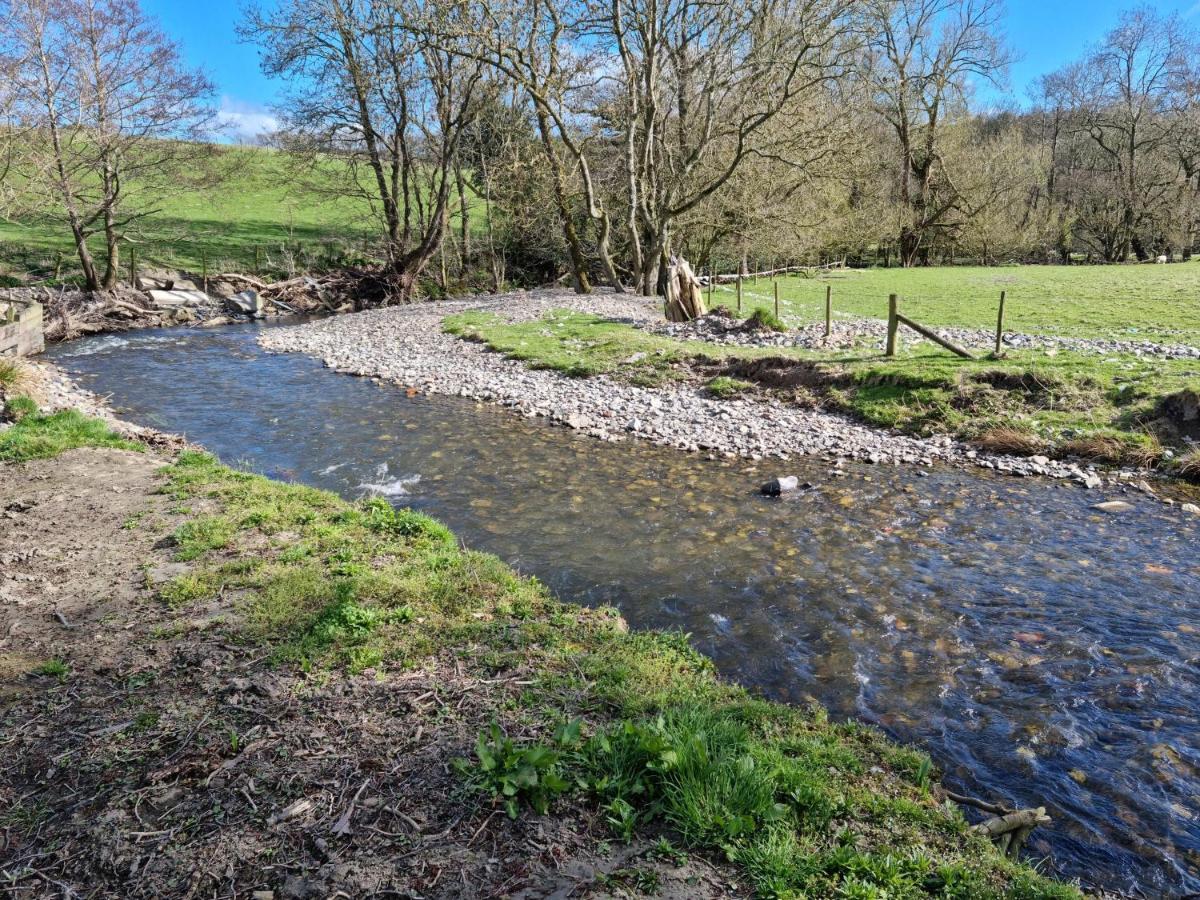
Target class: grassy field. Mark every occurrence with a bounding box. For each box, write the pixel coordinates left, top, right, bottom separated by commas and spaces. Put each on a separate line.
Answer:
445, 309, 1200, 474
0, 402, 1079, 898
0, 146, 453, 281
714, 265, 1200, 342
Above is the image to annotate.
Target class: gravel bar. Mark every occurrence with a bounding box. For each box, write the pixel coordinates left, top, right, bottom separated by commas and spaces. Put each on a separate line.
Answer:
257, 289, 1150, 489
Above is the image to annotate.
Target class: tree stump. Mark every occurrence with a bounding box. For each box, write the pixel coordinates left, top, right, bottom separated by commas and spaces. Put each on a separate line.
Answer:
664, 256, 707, 321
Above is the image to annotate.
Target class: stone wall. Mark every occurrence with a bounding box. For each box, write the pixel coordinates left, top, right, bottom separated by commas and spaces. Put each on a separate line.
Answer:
0, 301, 45, 357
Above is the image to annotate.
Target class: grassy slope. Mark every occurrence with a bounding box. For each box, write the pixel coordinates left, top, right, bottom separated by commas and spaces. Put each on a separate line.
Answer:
715, 265, 1200, 342
444, 309, 1200, 472
0, 407, 1078, 899
0, 146, 483, 281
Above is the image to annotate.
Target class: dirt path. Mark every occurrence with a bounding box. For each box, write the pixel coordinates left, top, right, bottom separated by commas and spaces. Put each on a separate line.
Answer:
0, 449, 737, 899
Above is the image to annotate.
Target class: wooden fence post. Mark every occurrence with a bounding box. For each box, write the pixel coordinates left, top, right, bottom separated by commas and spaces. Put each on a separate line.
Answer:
201, 249, 209, 295
825, 284, 832, 338
774, 280, 780, 319
994, 290, 1007, 356
707, 267, 714, 306
736, 274, 742, 313
886, 294, 899, 356
129, 246, 137, 289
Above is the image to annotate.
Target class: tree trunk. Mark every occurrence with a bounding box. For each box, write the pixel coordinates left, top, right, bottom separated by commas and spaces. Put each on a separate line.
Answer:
455, 162, 470, 274
534, 108, 590, 294
900, 227, 921, 267
101, 205, 120, 290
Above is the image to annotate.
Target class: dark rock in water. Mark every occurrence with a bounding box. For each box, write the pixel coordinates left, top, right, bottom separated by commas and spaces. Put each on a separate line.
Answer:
761, 475, 799, 496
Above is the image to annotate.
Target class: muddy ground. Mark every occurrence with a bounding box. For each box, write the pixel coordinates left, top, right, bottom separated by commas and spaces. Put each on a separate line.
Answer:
0, 448, 738, 899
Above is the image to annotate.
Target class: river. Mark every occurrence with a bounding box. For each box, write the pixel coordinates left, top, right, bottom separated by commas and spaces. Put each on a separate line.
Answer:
47, 321, 1200, 897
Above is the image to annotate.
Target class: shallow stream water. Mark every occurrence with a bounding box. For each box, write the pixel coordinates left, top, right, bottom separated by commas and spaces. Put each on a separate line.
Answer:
48, 322, 1200, 897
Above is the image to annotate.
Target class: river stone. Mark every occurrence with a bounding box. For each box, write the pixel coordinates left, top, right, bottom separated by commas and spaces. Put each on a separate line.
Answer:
228, 290, 266, 318
1182, 502, 1200, 515
761, 475, 799, 496
1091, 500, 1134, 513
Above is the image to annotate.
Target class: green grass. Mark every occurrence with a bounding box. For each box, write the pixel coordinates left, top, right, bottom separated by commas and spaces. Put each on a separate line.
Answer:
712, 264, 1200, 342
34, 658, 69, 681
445, 310, 692, 384
0, 146, 488, 281
0, 358, 27, 391
447, 309, 1200, 471
148, 447, 1077, 898
705, 375, 754, 398
0, 403, 141, 462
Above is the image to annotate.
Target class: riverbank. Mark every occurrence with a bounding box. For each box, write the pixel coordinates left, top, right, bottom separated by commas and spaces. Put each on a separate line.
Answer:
257, 289, 1200, 502
0, 370, 1081, 898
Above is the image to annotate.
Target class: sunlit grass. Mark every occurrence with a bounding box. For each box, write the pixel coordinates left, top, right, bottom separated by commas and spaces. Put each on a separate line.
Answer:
711, 264, 1200, 342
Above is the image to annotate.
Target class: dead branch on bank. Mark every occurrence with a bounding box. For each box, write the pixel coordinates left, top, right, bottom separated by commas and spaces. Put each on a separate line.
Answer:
945, 790, 1052, 859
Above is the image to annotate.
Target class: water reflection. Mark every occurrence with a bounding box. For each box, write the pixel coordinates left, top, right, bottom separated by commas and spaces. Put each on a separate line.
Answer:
48, 324, 1200, 896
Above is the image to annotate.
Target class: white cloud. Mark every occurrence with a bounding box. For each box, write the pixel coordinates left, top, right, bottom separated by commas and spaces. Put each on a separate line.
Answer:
214, 96, 279, 145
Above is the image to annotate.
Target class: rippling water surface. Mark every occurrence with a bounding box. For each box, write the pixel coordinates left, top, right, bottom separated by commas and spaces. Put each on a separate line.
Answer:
48, 323, 1200, 896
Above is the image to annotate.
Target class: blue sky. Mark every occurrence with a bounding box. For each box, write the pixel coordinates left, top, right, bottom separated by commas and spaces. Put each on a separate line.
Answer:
143, 0, 1200, 142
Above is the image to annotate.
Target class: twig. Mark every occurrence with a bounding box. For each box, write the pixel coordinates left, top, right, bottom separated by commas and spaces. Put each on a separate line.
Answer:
331, 779, 371, 836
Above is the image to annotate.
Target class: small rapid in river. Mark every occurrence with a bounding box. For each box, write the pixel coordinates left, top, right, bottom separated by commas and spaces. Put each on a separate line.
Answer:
48, 322, 1200, 896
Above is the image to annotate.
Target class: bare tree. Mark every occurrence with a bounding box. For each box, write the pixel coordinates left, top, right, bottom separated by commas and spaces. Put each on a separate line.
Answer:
422, 0, 623, 293
602, 0, 856, 294
3, 0, 216, 290
245, 0, 482, 301
1053, 7, 1196, 261
863, 0, 1010, 266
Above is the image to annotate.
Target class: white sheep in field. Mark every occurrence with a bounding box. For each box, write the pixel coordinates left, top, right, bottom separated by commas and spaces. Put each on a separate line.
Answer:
1156, 254, 1169, 264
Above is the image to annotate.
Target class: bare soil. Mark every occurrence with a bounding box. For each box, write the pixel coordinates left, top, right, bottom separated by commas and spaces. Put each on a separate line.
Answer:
0, 449, 740, 899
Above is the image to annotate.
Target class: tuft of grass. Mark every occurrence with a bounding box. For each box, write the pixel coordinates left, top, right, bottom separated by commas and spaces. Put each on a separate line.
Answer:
705, 376, 754, 399
0, 406, 140, 462
0, 358, 27, 390
171, 516, 235, 561
1173, 448, 1200, 481
1060, 433, 1163, 467
2, 393, 38, 423
34, 658, 69, 681
746, 306, 787, 332
159, 573, 220, 608
972, 427, 1046, 456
